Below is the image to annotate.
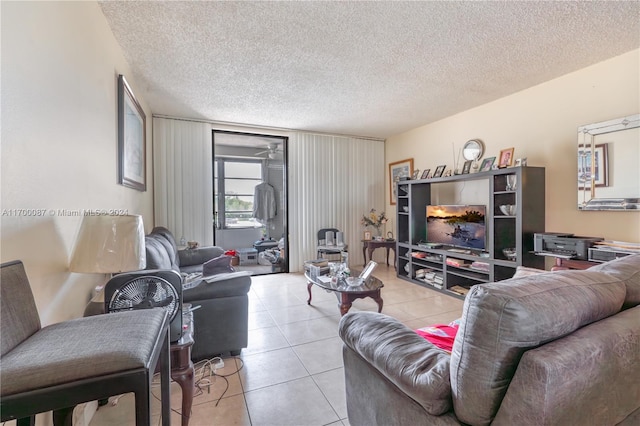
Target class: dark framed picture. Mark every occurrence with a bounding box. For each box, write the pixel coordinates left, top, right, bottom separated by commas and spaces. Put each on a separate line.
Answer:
578, 144, 609, 189
411, 169, 420, 180
389, 158, 414, 205
498, 148, 514, 168
433, 165, 446, 178
479, 157, 495, 172
462, 160, 472, 174
420, 169, 431, 179
118, 74, 146, 191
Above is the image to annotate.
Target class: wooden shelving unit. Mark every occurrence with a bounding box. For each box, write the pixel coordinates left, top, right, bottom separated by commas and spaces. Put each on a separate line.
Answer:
396, 166, 545, 299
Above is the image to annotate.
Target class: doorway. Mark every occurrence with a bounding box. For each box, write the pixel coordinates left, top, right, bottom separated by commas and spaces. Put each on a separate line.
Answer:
212, 130, 288, 275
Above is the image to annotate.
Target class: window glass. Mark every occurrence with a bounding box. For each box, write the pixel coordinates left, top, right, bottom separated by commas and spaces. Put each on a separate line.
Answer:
215, 159, 262, 229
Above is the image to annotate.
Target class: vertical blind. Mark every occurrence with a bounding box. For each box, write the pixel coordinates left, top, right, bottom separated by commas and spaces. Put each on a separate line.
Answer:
152, 118, 386, 270
153, 117, 214, 246
288, 132, 385, 272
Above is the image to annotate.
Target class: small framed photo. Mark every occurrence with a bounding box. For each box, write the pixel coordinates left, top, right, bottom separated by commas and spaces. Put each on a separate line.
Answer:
462, 160, 472, 174
479, 157, 495, 172
420, 169, 431, 179
433, 165, 446, 178
498, 148, 515, 168
411, 169, 420, 180
515, 157, 528, 167
363, 231, 372, 241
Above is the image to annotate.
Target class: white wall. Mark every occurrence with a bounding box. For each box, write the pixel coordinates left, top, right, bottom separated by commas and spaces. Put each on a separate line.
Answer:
1, 1, 153, 324
386, 49, 640, 244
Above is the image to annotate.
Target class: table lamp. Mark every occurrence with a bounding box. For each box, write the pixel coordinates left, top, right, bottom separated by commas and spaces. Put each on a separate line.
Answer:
70, 214, 146, 315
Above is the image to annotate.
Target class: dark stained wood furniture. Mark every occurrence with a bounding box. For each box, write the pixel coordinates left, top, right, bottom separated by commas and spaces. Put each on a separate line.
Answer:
362, 239, 397, 268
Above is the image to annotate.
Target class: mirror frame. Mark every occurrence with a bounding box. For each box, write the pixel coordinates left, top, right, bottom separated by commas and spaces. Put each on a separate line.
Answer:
577, 113, 640, 211
462, 139, 485, 161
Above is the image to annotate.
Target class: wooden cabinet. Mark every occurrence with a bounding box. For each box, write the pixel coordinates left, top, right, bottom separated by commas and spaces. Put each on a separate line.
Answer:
396, 166, 545, 298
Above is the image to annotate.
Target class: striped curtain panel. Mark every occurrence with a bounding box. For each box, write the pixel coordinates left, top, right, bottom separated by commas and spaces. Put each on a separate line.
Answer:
288, 132, 385, 272
152, 117, 214, 246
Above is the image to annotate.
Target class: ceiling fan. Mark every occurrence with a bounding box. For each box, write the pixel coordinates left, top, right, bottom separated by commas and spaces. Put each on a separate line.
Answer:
255, 143, 281, 159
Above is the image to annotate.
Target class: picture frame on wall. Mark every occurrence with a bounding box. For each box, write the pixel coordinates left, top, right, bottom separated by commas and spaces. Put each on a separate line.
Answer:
118, 74, 146, 191
578, 143, 609, 189
498, 148, 514, 168
389, 158, 414, 205
421, 169, 431, 179
479, 157, 495, 172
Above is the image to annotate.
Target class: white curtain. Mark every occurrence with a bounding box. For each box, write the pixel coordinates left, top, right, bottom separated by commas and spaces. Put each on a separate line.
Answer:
152, 117, 214, 246
288, 132, 385, 272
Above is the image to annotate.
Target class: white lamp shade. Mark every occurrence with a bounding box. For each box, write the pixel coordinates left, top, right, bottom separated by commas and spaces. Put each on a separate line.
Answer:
69, 214, 146, 273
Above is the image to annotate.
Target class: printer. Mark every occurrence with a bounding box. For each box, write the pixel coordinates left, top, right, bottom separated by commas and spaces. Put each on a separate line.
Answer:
534, 233, 603, 260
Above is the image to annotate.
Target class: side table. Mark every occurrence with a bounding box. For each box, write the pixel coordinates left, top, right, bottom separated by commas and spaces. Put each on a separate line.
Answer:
172, 309, 195, 426
362, 239, 397, 268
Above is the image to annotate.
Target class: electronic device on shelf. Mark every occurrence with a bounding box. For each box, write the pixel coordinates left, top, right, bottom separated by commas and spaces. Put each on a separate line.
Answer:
534, 233, 603, 260
426, 205, 487, 251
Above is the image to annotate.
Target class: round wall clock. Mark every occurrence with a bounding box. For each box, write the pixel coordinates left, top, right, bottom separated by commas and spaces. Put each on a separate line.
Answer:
462, 139, 485, 161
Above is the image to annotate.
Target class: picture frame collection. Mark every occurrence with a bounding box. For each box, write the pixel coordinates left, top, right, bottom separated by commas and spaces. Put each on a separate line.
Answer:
404, 145, 526, 181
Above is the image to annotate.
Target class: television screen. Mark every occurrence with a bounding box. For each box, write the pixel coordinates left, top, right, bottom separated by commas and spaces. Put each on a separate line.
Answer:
426, 205, 486, 250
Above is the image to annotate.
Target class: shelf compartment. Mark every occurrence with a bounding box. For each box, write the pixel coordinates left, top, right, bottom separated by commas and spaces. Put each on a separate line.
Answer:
446, 268, 488, 283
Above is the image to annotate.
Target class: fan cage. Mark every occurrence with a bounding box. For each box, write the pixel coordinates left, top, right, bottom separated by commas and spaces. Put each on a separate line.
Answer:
108, 275, 179, 321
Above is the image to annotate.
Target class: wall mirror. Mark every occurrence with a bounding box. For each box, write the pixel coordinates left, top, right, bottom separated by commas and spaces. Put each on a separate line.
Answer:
577, 114, 640, 210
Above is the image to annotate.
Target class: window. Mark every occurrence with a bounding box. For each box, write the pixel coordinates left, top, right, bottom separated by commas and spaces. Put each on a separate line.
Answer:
214, 158, 263, 229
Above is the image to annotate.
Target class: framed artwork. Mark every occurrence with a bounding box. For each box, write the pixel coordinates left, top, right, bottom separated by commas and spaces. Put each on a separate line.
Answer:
462, 160, 472, 174
479, 157, 495, 172
389, 158, 414, 205
363, 231, 372, 241
433, 165, 446, 178
578, 144, 609, 189
498, 148, 514, 168
421, 169, 431, 179
515, 157, 528, 167
411, 169, 420, 180
118, 74, 147, 191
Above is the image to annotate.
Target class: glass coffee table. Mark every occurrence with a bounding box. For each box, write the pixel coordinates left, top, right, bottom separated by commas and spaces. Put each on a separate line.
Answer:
304, 268, 384, 316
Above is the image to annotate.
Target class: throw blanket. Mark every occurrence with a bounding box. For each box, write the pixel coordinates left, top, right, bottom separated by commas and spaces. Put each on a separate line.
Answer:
415, 319, 460, 353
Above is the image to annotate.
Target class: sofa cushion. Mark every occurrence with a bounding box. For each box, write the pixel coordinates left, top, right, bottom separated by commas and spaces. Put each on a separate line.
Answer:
340, 312, 452, 416
144, 237, 176, 271
589, 254, 640, 309
203, 255, 235, 276
493, 305, 640, 426
450, 269, 626, 426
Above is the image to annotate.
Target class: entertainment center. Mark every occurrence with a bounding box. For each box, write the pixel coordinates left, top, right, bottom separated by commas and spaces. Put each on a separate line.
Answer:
396, 166, 545, 298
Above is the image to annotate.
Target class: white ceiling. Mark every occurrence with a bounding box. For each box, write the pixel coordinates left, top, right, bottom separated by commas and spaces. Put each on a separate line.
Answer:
99, 1, 640, 139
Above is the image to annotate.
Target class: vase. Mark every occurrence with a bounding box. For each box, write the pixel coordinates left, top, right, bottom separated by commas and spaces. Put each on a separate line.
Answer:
374, 227, 382, 238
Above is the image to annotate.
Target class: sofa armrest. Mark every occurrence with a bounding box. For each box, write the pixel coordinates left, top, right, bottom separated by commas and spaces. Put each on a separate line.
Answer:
182, 271, 252, 302
178, 246, 224, 267
339, 312, 452, 415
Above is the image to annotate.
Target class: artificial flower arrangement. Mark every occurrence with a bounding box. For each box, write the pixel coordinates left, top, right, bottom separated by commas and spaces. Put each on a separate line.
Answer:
361, 208, 388, 231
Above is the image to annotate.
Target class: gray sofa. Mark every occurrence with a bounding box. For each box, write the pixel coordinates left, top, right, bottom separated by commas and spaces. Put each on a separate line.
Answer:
145, 227, 252, 360
339, 254, 640, 425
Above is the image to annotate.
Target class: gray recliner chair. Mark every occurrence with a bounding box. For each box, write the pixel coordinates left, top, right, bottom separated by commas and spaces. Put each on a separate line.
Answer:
145, 227, 252, 360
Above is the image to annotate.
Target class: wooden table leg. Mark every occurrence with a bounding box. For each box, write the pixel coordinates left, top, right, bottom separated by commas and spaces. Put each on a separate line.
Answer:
307, 282, 313, 305
172, 363, 195, 426
373, 290, 383, 313
362, 243, 367, 266
339, 292, 353, 316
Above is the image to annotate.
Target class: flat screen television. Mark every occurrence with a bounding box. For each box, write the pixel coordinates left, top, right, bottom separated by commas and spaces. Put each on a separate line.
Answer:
426, 205, 486, 250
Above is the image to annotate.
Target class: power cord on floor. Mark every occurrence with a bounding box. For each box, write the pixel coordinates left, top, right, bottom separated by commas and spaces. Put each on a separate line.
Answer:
148, 355, 245, 420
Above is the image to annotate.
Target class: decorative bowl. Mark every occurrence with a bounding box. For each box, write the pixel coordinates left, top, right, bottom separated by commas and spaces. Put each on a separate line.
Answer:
502, 248, 517, 261
499, 204, 516, 216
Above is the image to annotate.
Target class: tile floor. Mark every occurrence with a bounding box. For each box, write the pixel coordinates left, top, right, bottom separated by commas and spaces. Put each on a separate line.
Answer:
89, 265, 464, 426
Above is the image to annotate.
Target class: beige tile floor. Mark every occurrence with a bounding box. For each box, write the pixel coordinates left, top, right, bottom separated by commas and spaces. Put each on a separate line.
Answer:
89, 265, 464, 426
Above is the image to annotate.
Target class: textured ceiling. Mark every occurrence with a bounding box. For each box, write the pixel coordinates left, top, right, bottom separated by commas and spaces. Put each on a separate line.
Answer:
99, 1, 640, 139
